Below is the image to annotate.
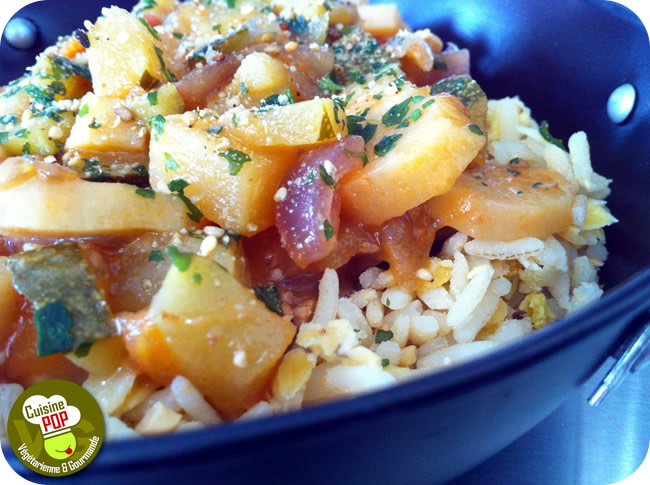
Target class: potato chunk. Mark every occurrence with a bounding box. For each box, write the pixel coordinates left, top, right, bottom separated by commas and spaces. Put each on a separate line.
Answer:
0, 158, 196, 237
122, 255, 296, 418
149, 114, 297, 235
88, 7, 173, 97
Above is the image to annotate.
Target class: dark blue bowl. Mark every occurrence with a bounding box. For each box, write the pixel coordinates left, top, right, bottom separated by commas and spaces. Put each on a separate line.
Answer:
2, 1, 650, 483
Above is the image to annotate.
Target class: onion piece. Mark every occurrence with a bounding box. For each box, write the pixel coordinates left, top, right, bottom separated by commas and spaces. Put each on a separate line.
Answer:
174, 55, 241, 110
276, 136, 365, 268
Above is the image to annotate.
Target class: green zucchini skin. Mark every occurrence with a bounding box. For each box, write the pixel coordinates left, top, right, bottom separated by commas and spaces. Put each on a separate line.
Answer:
7, 242, 114, 356
430, 75, 486, 109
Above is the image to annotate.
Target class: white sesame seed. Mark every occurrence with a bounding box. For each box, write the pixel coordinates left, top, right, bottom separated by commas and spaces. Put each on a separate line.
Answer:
204, 226, 225, 238
200, 235, 218, 257
274, 187, 288, 202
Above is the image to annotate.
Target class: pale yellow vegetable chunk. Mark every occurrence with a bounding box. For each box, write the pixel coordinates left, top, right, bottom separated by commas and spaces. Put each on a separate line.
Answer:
0, 158, 196, 237
122, 255, 296, 419
358, 4, 405, 38
88, 7, 171, 97
149, 115, 297, 235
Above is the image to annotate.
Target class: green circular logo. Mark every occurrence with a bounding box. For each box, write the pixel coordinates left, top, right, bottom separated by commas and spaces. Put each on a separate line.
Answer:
6, 379, 105, 477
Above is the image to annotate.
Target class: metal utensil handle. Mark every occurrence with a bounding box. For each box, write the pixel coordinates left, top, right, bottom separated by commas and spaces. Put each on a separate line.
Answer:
588, 316, 650, 406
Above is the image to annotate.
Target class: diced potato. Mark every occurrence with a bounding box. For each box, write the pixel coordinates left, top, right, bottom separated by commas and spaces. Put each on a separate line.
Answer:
358, 4, 405, 38
236, 52, 290, 96
2, 113, 76, 157
66, 93, 149, 154
0, 158, 196, 237
122, 255, 296, 418
126, 84, 185, 123
340, 88, 485, 226
225, 98, 346, 147
88, 7, 172, 97
0, 257, 21, 345
149, 114, 297, 235
271, 0, 329, 20
67, 336, 129, 379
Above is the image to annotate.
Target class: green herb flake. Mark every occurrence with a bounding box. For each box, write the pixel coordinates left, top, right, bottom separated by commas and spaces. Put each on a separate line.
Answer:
287, 15, 308, 34
539, 120, 566, 150
0, 132, 8, 144
147, 90, 158, 106
74, 342, 93, 358
304, 169, 315, 185
372, 93, 383, 100
239, 82, 248, 94
317, 76, 344, 93
516, 190, 523, 195
173, 32, 184, 39
225, 0, 236, 8
319, 164, 337, 188
154, 46, 177, 82
14, 128, 29, 138
350, 69, 366, 85
347, 116, 377, 144
78, 103, 89, 117
381, 358, 390, 368
422, 98, 436, 109
207, 125, 223, 135
0, 114, 17, 124
177, 194, 204, 223
382, 97, 412, 127
165, 246, 192, 272
374, 134, 402, 157
139, 16, 160, 40
532, 182, 543, 189
285, 89, 295, 104
136, 188, 156, 199
88, 118, 101, 129
323, 219, 335, 241
468, 124, 484, 136
167, 178, 189, 194
22, 142, 31, 156
433, 57, 448, 70
509, 157, 520, 165
232, 113, 238, 128
342, 148, 369, 167
219, 147, 251, 175
133, 165, 148, 177
506, 167, 521, 176
386, 298, 391, 307
481, 181, 488, 187
165, 152, 179, 171
408, 109, 422, 122
150, 114, 166, 140
34, 301, 74, 357
412, 95, 425, 103
254, 285, 283, 314
375, 329, 393, 344
213, 24, 222, 32
148, 250, 164, 262
192, 272, 203, 284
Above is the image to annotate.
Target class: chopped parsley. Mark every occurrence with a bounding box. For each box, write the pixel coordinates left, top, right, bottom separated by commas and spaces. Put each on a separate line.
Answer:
319, 164, 337, 188
74, 342, 93, 358
422, 98, 436, 109
232, 113, 238, 128
138, 17, 160, 40
78, 104, 89, 117
23, 84, 55, 105
88, 118, 101, 129
173, 32, 184, 39
509, 157, 520, 165
408, 109, 422, 122
433, 57, 448, 70
34, 301, 74, 357
239, 82, 248, 94
342, 148, 369, 167
150, 114, 166, 140
287, 15, 308, 34
323, 219, 335, 241
148, 250, 164, 262
412, 95, 425, 103
382, 97, 413, 127
22, 142, 30, 156
219, 147, 251, 175
304, 169, 315, 185
147, 90, 158, 106
317, 76, 344, 93
133, 165, 149, 177
0, 114, 17, 124
168, 179, 204, 222
192, 272, 203, 284
349, 70, 366, 85
347, 116, 377, 144
154, 46, 177, 82
381, 358, 390, 368
374, 134, 402, 157
136, 188, 155, 199
516, 190, 523, 195
0, 132, 7, 144
506, 167, 521, 176
225, 0, 236, 8
165, 152, 179, 171
532, 181, 543, 188
167, 178, 189, 193
207, 125, 223, 135
468, 124, 484, 136
14, 128, 29, 138
254, 285, 283, 314
372, 93, 383, 100
539, 120, 566, 150
212, 24, 222, 32
165, 246, 192, 272
375, 329, 393, 344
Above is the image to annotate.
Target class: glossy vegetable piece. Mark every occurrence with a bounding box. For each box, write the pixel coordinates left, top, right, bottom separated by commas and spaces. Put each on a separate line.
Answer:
148, 114, 297, 235
6, 242, 114, 355
276, 136, 365, 268
122, 254, 296, 419
175, 55, 241, 110
427, 163, 577, 241
88, 7, 173, 97
126, 83, 185, 123
0, 257, 20, 345
431, 75, 488, 132
0, 158, 196, 237
340, 90, 485, 227
225, 98, 346, 147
